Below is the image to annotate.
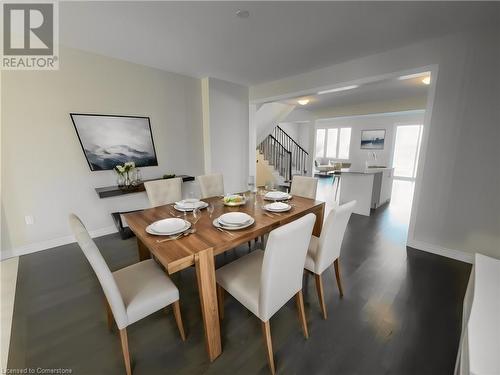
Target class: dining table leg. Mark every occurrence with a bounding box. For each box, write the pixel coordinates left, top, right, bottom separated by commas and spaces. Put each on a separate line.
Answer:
195, 248, 222, 362
312, 204, 325, 237
137, 237, 151, 261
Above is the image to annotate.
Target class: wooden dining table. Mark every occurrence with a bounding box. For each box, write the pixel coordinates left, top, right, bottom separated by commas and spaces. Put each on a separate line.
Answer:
124, 193, 325, 362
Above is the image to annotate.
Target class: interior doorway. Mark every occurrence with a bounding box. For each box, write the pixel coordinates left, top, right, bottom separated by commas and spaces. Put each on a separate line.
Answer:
392, 125, 423, 180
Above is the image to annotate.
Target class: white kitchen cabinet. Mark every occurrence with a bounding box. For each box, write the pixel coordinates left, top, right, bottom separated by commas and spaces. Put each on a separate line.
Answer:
339, 168, 394, 216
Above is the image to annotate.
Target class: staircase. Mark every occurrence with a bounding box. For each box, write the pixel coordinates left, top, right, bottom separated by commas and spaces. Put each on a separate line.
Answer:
257, 126, 309, 183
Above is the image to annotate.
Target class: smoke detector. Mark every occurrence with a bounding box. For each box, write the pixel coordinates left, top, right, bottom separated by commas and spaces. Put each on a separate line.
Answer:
236, 10, 250, 18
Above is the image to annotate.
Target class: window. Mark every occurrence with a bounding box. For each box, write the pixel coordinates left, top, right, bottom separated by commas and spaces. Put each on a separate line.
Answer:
315, 127, 351, 159
392, 125, 423, 178
315, 129, 326, 158
326, 129, 338, 158
338, 128, 351, 159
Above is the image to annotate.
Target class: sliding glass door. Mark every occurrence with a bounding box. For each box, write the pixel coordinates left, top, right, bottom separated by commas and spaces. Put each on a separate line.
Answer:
392, 125, 423, 179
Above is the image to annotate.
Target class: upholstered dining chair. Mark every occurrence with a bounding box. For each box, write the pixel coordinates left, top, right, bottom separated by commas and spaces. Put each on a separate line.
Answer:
69, 214, 185, 375
198, 173, 253, 251
216, 214, 316, 374
197, 173, 224, 199
290, 175, 318, 199
144, 177, 182, 208
304, 200, 356, 319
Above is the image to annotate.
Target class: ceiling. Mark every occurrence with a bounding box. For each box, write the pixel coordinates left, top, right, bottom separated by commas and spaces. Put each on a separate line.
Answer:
278, 74, 430, 113
60, 2, 500, 86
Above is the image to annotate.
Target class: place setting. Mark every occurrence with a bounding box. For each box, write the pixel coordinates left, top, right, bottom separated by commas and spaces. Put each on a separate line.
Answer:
212, 212, 255, 236
174, 198, 209, 212
147, 207, 203, 242
261, 201, 292, 217
263, 190, 292, 201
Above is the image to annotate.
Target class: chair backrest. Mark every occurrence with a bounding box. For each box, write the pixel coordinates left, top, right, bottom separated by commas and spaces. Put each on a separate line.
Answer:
290, 175, 318, 199
197, 173, 224, 199
259, 213, 316, 321
314, 200, 356, 274
144, 178, 182, 208
68, 214, 128, 329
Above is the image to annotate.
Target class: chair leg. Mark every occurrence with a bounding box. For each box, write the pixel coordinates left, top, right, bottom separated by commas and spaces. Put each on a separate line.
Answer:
248, 241, 252, 252
105, 299, 114, 331
334, 259, 344, 297
314, 273, 328, 319
261, 320, 276, 375
295, 290, 309, 339
172, 300, 186, 341
216, 284, 224, 320
119, 328, 132, 375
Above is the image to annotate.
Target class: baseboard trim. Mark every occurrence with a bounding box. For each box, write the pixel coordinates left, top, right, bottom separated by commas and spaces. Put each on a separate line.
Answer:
407, 239, 474, 264
1, 225, 118, 261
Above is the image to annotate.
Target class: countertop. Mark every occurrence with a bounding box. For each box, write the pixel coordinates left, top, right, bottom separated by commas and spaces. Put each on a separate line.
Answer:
468, 253, 500, 375
340, 167, 394, 174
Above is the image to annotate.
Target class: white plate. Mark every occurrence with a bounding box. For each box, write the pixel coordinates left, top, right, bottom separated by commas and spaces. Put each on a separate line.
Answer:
219, 212, 252, 225
213, 217, 255, 231
174, 201, 208, 212
146, 220, 191, 236
264, 193, 292, 201
150, 218, 189, 235
265, 202, 291, 212
175, 199, 206, 208
217, 218, 252, 227
265, 191, 289, 199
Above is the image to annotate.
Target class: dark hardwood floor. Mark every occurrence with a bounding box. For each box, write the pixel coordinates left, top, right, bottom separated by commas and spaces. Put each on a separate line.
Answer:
7, 179, 471, 374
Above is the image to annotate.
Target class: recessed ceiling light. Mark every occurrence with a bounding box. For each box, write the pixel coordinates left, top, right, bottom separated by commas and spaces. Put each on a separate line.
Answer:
236, 9, 249, 18
398, 72, 429, 81
422, 77, 431, 85
317, 85, 359, 95
297, 99, 310, 105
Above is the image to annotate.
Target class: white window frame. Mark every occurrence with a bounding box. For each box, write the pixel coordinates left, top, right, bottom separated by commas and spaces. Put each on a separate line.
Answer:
315, 127, 351, 160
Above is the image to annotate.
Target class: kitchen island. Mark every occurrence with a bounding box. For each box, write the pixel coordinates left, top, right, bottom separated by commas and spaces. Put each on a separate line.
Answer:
338, 167, 394, 216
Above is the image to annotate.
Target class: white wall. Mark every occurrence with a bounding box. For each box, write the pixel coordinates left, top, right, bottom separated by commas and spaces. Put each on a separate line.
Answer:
1, 47, 204, 257
250, 26, 500, 260
254, 102, 295, 144
202, 78, 249, 193
315, 111, 425, 170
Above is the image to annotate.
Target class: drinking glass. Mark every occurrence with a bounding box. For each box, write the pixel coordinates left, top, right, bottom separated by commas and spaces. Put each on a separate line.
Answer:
207, 203, 214, 218
190, 208, 201, 227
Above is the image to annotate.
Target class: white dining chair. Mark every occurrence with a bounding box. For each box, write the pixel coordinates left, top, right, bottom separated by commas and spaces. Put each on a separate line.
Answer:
304, 200, 356, 319
69, 214, 185, 375
290, 175, 318, 199
216, 214, 316, 374
144, 178, 182, 208
197, 173, 224, 199
198, 172, 254, 251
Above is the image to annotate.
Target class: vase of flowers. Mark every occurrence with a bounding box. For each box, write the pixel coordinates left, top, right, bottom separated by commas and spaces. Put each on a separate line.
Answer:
114, 162, 136, 188
116, 173, 125, 187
